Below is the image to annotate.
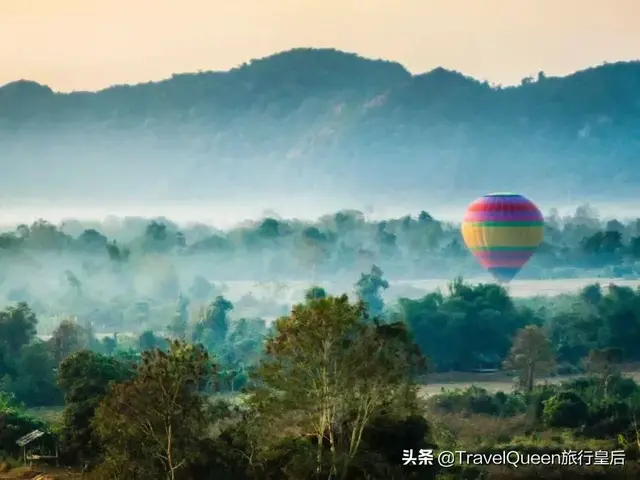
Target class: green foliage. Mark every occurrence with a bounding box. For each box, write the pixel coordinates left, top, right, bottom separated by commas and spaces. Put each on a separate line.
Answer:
92, 341, 216, 479
0, 341, 61, 407
2, 200, 640, 476
503, 325, 556, 393
138, 329, 168, 352
48, 317, 91, 364
304, 286, 327, 301
167, 294, 190, 340
3, 203, 640, 292
0, 392, 49, 457
430, 386, 528, 417
355, 265, 389, 318
57, 350, 135, 465
192, 296, 233, 354
542, 391, 590, 428
0, 302, 38, 357
1, 283, 638, 477
401, 279, 534, 371
346, 411, 436, 479
250, 293, 427, 478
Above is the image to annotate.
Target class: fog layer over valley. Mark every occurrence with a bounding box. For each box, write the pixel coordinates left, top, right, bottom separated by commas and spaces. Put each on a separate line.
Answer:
1, 202, 639, 338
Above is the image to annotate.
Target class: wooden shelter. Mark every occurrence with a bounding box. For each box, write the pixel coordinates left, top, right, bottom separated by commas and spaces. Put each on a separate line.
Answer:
15, 429, 59, 467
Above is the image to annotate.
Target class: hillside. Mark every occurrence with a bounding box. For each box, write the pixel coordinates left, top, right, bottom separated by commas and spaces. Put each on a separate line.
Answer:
1, 48, 640, 206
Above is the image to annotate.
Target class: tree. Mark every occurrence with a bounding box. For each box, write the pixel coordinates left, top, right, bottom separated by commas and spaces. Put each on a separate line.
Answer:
299, 226, 330, 281
503, 325, 556, 393
63, 269, 83, 294
106, 240, 130, 263
48, 317, 90, 365
142, 221, 173, 253
374, 222, 397, 257
542, 391, 589, 428
101, 336, 118, 356
0, 302, 38, 356
167, 294, 189, 340
78, 228, 108, 251
2, 341, 61, 407
407, 211, 443, 257
401, 278, 529, 372
251, 294, 424, 478
225, 318, 266, 366
139, 330, 159, 351
58, 350, 134, 465
584, 347, 623, 398
0, 392, 49, 458
355, 265, 389, 319
93, 340, 216, 480
147, 258, 181, 300
305, 286, 327, 301
192, 296, 233, 351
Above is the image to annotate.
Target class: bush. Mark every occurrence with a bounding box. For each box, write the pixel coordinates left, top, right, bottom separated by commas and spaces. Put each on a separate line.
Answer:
0, 393, 50, 457
582, 399, 634, 439
527, 384, 561, 423
430, 386, 527, 417
542, 391, 589, 428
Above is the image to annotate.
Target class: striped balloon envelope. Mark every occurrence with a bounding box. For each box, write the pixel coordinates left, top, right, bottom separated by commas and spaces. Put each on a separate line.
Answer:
461, 193, 544, 283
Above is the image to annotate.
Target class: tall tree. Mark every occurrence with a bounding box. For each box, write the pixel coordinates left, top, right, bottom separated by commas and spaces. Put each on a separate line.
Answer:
93, 340, 216, 480
251, 294, 423, 478
299, 226, 330, 282
167, 294, 190, 340
584, 347, 623, 398
0, 302, 38, 356
192, 296, 233, 352
58, 350, 133, 466
503, 325, 556, 393
355, 265, 389, 319
48, 317, 90, 365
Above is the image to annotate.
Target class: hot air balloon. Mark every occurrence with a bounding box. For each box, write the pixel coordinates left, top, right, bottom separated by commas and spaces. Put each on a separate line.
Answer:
461, 193, 544, 283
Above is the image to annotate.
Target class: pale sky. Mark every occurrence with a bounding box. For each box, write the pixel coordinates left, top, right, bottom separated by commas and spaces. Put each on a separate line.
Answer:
1, 0, 639, 92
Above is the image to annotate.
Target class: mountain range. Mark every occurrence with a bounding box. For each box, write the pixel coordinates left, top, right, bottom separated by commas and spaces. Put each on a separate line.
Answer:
1, 48, 639, 212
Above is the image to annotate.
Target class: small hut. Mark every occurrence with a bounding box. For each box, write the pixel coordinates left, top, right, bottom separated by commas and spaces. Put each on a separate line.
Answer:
15, 429, 59, 467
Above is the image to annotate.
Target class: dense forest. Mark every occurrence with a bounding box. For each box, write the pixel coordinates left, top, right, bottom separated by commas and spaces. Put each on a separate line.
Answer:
0, 204, 639, 327
1, 49, 640, 203
1, 207, 640, 477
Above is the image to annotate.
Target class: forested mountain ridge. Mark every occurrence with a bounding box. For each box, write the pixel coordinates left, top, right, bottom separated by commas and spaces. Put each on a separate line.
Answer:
1, 48, 640, 203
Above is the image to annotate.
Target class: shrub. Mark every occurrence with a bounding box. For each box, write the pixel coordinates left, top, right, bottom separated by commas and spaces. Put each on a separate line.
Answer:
430, 386, 527, 417
542, 391, 589, 428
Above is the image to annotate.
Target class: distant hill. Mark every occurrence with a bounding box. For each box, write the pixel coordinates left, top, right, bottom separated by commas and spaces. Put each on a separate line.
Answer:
1, 48, 640, 207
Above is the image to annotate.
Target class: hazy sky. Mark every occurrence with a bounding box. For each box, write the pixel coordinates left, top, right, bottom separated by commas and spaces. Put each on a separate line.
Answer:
1, 0, 639, 92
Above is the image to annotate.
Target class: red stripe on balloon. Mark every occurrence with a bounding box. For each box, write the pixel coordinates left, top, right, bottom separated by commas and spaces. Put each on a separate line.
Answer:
463, 212, 543, 222
476, 258, 533, 268
467, 203, 539, 213
466, 196, 540, 214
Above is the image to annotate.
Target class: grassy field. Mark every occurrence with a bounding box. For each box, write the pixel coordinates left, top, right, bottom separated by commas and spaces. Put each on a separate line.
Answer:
216, 277, 640, 306
24, 407, 64, 426
26, 368, 640, 425
0, 465, 81, 479
420, 367, 640, 397
17, 369, 640, 479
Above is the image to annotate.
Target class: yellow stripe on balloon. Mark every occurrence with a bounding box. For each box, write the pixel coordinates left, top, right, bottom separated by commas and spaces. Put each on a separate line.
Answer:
461, 224, 544, 249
